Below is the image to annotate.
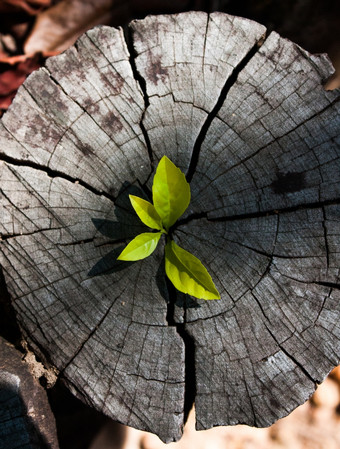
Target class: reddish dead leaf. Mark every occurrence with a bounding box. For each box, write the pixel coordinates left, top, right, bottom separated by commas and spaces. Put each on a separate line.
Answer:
0, 0, 51, 15
0, 55, 41, 110
0, 53, 34, 64
0, 91, 16, 109
24, 0, 114, 55
0, 49, 8, 60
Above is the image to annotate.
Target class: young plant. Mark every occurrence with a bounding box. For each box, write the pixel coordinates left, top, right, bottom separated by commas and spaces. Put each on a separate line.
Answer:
117, 156, 220, 300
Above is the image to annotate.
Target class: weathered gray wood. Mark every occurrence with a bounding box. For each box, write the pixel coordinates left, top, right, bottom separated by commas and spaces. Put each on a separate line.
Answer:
0, 337, 59, 448
132, 12, 266, 173
0, 24, 185, 443
0, 164, 185, 441
0, 26, 150, 196
189, 31, 340, 217
0, 11, 339, 443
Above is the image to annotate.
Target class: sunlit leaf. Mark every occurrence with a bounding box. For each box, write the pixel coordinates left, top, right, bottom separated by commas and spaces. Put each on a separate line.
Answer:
129, 195, 164, 231
165, 240, 220, 300
117, 232, 162, 261
152, 155, 190, 230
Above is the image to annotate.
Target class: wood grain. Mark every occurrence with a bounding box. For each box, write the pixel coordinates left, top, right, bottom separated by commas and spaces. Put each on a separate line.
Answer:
0, 11, 339, 442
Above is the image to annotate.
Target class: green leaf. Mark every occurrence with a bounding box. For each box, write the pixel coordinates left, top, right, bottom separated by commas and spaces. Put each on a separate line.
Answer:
152, 156, 190, 230
117, 232, 162, 261
129, 195, 164, 231
165, 240, 220, 300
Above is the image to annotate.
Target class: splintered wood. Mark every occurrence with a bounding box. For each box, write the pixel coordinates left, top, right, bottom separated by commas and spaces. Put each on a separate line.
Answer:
0, 11, 339, 443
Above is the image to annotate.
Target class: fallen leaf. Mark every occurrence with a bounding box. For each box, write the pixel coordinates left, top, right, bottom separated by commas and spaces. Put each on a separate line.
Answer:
0, 91, 16, 109
0, 0, 51, 15
24, 0, 115, 54
0, 55, 40, 110
0, 53, 35, 64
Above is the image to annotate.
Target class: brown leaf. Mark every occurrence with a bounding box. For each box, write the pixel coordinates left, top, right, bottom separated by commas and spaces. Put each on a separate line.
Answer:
0, 0, 51, 15
24, 0, 115, 54
0, 53, 34, 64
0, 55, 41, 110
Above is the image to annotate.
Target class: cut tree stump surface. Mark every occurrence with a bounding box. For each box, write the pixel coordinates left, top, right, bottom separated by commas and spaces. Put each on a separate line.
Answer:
0, 11, 339, 443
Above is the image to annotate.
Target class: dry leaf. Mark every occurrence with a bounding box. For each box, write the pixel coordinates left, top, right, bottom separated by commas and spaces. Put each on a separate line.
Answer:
24, 0, 115, 54
0, 0, 51, 15
0, 56, 40, 109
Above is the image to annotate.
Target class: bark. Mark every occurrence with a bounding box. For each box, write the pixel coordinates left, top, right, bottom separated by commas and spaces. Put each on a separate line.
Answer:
0, 337, 59, 448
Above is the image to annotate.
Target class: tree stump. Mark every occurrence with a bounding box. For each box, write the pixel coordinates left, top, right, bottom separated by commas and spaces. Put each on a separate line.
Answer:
0, 11, 339, 443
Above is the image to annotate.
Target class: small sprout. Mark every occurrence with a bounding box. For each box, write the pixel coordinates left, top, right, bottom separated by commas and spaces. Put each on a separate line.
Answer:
165, 240, 220, 300
117, 232, 162, 261
117, 156, 220, 300
129, 195, 164, 232
152, 155, 191, 230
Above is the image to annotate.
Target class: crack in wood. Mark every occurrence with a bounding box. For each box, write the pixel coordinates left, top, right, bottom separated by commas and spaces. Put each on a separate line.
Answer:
164, 275, 196, 424
315, 288, 332, 324
127, 372, 184, 384
314, 281, 340, 290
148, 91, 209, 114
321, 206, 330, 269
124, 25, 154, 180
43, 69, 137, 163
207, 198, 340, 222
207, 95, 340, 185
251, 291, 272, 324
0, 154, 116, 203
175, 212, 208, 229
263, 322, 317, 384
60, 294, 121, 375
1, 227, 63, 241
177, 323, 196, 424
0, 173, 80, 245
186, 30, 267, 182
174, 193, 339, 233
121, 22, 209, 424
57, 237, 95, 247
272, 269, 338, 290
241, 365, 258, 427
231, 241, 323, 261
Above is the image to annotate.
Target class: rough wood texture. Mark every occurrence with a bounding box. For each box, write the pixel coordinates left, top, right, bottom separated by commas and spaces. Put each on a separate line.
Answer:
0, 11, 339, 442
0, 337, 59, 448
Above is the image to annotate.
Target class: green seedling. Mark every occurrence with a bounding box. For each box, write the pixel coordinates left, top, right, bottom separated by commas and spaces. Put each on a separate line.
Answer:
117, 156, 220, 300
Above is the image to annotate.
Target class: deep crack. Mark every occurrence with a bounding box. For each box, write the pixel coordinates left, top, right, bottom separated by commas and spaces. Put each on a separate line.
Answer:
0, 153, 116, 203
122, 22, 200, 423
315, 281, 340, 290
186, 32, 267, 182
176, 323, 196, 423
124, 25, 154, 180
164, 277, 196, 423
207, 198, 340, 222
0, 227, 63, 241
321, 206, 330, 269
